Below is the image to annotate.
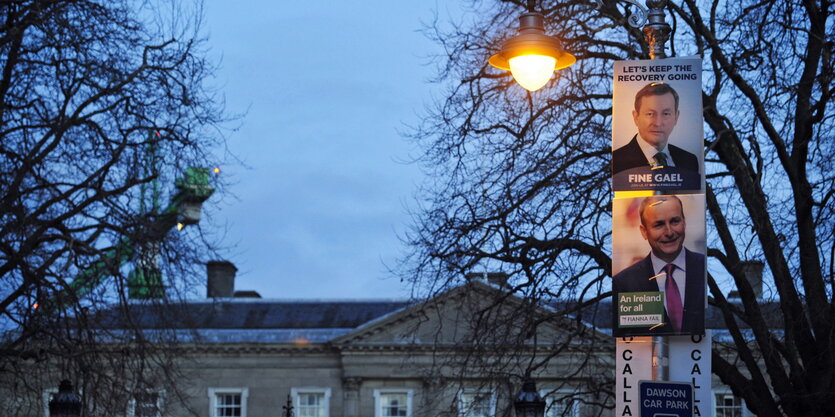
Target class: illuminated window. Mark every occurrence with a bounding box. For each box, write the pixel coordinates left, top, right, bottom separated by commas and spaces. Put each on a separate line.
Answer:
458, 391, 494, 417
291, 388, 331, 417
208, 388, 248, 417
373, 389, 413, 417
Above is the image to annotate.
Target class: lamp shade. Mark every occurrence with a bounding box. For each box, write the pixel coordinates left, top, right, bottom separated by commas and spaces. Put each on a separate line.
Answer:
48, 380, 82, 417
489, 13, 575, 91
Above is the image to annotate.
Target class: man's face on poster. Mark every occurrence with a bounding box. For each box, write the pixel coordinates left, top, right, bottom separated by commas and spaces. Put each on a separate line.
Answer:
640, 197, 686, 263
632, 92, 680, 150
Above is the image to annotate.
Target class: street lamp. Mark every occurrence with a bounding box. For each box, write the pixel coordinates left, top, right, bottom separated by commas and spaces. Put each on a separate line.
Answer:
490, 0, 672, 91
488, 1, 575, 91
48, 380, 82, 417
513, 378, 546, 417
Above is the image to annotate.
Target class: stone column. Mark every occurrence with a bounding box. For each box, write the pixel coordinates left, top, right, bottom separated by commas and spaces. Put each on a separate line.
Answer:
422, 376, 445, 416
342, 377, 362, 417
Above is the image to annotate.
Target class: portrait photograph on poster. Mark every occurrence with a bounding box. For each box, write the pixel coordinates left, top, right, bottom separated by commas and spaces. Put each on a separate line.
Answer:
611, 194, 706, 337
611, 58, 705, 192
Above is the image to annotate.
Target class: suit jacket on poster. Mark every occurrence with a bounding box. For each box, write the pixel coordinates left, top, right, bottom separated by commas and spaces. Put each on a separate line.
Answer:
612, 248, 706, 336
612, 135, 699, 175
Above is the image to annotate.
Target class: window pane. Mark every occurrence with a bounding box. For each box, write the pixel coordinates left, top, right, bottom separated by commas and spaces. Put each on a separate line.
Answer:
545, 398, 576, 417
460, 392, 492, 417
134, 392, 161, 417
715, 393, 742, 417
216, 394, 242, 417
298, 393, 325, 417
381, 393, 408, 417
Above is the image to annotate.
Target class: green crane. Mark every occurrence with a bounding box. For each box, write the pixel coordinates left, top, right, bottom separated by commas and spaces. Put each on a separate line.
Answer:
63, 166, 215, 303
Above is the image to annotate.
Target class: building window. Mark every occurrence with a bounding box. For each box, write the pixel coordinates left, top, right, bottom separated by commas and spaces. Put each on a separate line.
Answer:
129, 390, 165, 417
458, 391, 495, 417
373, 389, 413, 417
291, 388, 331, 417
715, 392, 744, 417
542, 391, 579, 417
208, 388, 248, 417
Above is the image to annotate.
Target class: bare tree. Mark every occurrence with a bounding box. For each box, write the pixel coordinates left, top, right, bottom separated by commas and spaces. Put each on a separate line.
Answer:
0, 0, 227, 415
403, 278, 612, 417
403, 0, 834, 416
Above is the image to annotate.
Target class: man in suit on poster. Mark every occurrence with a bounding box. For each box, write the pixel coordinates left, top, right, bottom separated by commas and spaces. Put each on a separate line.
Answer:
613, 195, 705, 336
612, 82, 700, 178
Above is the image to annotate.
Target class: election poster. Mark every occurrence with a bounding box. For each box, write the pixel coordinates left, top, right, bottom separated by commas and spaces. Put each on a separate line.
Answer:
611, 58, 704, 192
670, 332, 713, 417
611, 194, 707, 337
615, 337, 652, 417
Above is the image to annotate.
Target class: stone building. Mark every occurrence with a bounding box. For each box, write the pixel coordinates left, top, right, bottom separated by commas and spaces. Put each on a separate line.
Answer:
79, 262, 611, 417
33, 262, 753, 417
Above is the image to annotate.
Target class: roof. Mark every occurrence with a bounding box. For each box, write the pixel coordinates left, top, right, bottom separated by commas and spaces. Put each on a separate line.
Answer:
93, 299, 412, 330
97, 328, 353, 344
90, 283, 784, 345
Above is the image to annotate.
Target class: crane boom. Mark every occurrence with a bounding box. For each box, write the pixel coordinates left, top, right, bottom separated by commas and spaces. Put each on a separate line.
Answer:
62, 167, 215, 302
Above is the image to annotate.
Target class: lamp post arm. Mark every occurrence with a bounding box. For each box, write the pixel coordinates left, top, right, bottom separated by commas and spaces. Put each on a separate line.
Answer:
594, 0, 671, 59
594, 0, 649, 28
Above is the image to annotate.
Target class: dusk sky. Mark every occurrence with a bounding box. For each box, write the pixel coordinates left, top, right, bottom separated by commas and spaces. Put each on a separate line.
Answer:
203, 2, 464, 299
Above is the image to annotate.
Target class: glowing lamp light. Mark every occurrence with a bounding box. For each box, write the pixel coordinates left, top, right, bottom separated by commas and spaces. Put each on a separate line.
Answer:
293, 337, 311, 346
489, 12, 575, 91
509, 55, 558, 91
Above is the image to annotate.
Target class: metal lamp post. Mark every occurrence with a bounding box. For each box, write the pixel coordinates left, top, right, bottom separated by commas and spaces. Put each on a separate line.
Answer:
513, 378, 546, 417
593, 0, 672, 59
48, 380, 82, 417
492, 0, 680, 413
594, 0, 674, 382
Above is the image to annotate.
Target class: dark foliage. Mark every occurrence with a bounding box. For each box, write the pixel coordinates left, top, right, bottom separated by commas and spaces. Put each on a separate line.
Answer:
0, 0, 227, 415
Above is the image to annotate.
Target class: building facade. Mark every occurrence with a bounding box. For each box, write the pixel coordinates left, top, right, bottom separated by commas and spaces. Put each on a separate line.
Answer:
31, 263, 752, 417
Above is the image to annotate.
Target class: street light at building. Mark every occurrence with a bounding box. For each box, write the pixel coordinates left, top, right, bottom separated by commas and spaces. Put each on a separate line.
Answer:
488, 1, 575, 91
48, 380, 82, 417
513, 378, 546, 417
496, 0, 677, 412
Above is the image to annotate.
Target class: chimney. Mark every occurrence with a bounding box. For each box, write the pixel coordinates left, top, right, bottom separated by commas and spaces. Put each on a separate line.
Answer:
739, 260, 764, 299
728, 260, 764, 300
465, 271, 510, 289
207, 261, 237, 298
